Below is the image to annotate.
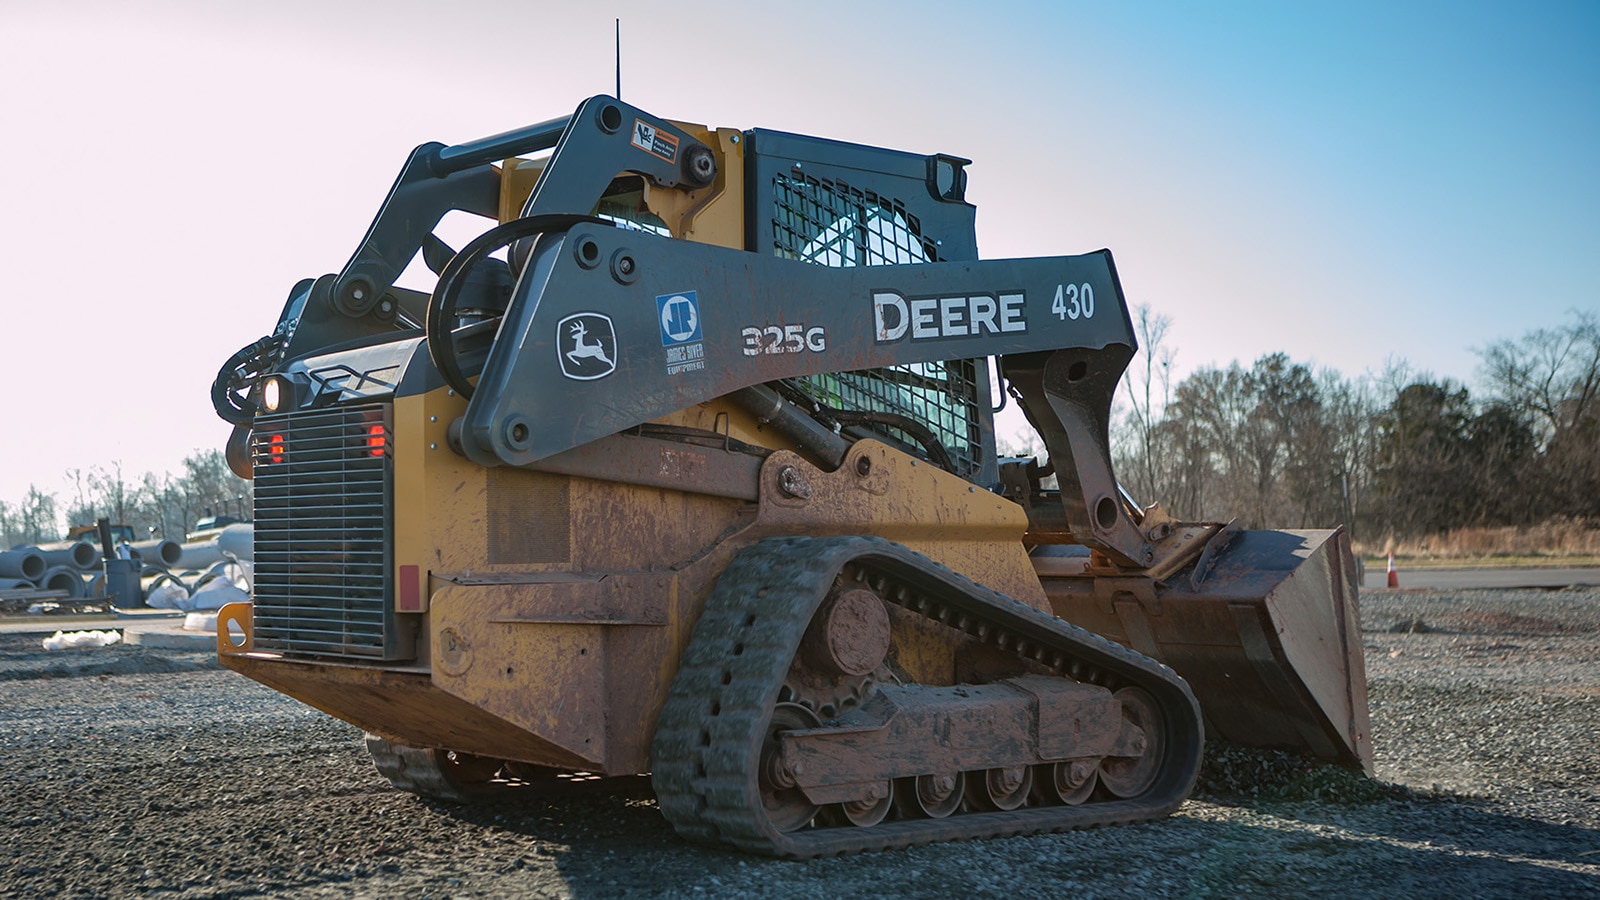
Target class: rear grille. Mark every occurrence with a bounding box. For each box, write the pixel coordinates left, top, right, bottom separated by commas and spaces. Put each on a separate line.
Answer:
251, 403, 407, 660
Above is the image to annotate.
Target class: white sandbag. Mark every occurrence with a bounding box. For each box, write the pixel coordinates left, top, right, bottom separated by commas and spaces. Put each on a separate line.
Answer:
43, 630, 122, 650
196, 561, 252, 593
188, 579, 249, 610
145, 580, 192, 611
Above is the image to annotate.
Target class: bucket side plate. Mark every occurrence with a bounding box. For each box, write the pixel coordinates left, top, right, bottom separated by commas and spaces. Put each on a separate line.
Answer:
1041, 528, 1372, 772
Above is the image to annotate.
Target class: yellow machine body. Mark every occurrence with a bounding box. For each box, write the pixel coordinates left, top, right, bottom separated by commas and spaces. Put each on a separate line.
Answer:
213, 96, 1368, 856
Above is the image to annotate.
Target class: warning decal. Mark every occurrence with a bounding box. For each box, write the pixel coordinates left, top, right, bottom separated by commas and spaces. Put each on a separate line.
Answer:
631, 118, 680, 163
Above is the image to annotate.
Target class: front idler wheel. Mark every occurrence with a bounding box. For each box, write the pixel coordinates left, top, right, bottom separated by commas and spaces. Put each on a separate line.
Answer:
759, 703, 822, 833
1098, 687, 1164, 798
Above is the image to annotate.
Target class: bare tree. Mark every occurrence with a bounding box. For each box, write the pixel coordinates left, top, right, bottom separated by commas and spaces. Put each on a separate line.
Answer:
1478, 311, 1600, 519
1478, 310, 1600, 444
1319, 371, 1382, 540
14, 487, 60, 545
89, 462, 137, 528
1116, 304, 1176, 505
181, 450, 253, 525
30, 451, 255, 542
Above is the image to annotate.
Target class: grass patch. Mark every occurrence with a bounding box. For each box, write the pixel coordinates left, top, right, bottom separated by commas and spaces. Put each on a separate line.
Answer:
1363, 555, 1600, 569
1355, 517, 1600, 565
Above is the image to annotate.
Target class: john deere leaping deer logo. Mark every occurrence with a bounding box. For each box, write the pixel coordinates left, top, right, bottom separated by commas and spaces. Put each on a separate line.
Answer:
557, 312, 618, 380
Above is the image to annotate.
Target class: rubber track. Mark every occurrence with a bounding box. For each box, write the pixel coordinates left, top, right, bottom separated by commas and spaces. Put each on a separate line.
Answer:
651, 535, 1204, 857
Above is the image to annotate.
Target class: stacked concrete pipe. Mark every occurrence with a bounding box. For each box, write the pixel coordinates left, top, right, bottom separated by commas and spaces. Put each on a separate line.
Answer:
174, 541, 225, 571
1, 542, 100, 600
131, 539, 182, 568
0, 548, 46, 582
40, 567, 86, 599
217, 524, 254, 562
5, 525, 253, 606
36, 541, 99, 570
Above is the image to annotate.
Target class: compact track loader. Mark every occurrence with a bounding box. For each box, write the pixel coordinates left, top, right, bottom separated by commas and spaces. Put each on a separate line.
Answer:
211, 96, 1370, 857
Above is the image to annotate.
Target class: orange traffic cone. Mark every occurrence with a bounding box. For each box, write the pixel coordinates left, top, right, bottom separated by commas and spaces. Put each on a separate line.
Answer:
1386, 552, 1399, 588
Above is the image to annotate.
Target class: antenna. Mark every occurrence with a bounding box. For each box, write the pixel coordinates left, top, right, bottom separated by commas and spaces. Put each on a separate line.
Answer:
615, 19, 622, 99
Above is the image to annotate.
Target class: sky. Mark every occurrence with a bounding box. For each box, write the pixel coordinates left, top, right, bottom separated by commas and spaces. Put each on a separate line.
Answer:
1, 0, 1596, 508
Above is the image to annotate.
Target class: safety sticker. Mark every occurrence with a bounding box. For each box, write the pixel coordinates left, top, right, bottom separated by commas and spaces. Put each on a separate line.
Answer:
557, 312, 617, 380
656, 291, 705, 375
631, 119, 679, 164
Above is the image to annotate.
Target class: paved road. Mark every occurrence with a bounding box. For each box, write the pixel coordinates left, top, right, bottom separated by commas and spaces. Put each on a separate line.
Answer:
1362, 565, 1600, 592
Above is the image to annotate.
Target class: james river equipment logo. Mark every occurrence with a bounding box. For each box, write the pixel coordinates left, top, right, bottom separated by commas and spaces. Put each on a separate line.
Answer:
557, 312, 617, 380
656, 291, 706, 375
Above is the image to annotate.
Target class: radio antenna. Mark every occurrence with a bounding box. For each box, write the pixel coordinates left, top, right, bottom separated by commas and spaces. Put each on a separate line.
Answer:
615, 19, 622, 99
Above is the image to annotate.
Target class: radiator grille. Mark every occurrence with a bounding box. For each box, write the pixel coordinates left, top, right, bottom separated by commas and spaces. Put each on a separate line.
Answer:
771, 173, 986, 478
250, 404, 404, 660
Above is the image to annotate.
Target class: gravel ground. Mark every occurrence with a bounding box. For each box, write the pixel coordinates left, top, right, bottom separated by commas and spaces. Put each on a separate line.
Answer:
2, 587, 1598, 898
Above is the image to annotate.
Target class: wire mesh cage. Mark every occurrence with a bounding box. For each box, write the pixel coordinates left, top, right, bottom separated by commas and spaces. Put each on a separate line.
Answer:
770, 173, 987, 477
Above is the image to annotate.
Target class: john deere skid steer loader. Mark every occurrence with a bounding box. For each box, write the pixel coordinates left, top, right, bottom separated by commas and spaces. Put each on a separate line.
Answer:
211, 95, 1369, 857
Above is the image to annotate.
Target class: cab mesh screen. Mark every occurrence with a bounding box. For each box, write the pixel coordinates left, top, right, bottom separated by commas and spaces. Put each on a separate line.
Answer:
771, 173, 984, 477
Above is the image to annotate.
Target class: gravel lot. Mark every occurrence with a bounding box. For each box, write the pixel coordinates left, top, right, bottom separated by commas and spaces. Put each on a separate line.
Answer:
3, 587, 1598, 898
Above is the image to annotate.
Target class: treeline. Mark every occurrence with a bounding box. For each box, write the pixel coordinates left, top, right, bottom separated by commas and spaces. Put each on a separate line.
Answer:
1111, 310, 1599, 541
4, 314, 1595, 548
0, 450, 252, 547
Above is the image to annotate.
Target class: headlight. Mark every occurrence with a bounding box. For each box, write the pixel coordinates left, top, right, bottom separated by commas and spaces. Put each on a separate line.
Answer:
262, 377, 284, 412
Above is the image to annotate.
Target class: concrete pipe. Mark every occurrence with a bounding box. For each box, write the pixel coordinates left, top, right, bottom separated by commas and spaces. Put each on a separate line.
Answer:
40, 566, 87, 599
142, 571, 190, 597
34, 542, 99, 571
130, 539, 182, 567
217, 523, 254, 563
0, 549, 46, 581
83, 572, 105, 598
175, 541, 225, 571
0, 577, 36, 590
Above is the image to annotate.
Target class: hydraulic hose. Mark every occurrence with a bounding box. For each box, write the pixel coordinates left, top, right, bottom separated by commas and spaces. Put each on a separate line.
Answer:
426, 214, 609, 399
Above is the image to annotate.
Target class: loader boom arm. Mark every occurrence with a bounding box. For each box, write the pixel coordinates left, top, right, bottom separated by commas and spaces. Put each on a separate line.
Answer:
453, 219, 1152, 564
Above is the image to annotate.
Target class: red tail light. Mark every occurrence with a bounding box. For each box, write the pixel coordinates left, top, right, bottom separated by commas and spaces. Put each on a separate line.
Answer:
367, 424, 387, 457
268, 433, 285, 464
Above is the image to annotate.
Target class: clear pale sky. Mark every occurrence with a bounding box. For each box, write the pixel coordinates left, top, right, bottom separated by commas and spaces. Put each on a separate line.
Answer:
2, 1, 1595, 507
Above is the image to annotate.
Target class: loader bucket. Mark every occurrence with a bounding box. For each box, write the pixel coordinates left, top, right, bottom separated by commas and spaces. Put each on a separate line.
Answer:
1040, 528, 1372, 772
